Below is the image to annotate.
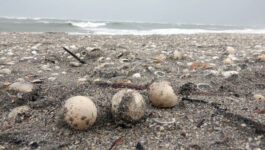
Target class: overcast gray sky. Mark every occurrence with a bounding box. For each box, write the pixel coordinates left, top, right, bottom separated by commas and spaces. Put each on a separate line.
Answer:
0, 0, 265, 26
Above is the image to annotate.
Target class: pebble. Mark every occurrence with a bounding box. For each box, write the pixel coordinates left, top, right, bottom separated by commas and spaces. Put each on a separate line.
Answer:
190, 61, 214, 69
241, 123, 247, 127
75, 53, 81, 57
226, 46, 236, 54
70, 62, 82, 67
212, 56, 219, 59
31, 43, 42, 49
206, 70, 219, 76
182, 69, 189, 73
153, 55, 166, 63
222, 71, 239, 78
77, 77, 87, 82
51, 73, 59, 77
132, 73, 141, 78
97, 56, 105, 62
0, 68, 12, 74
8, 105, 31, 121
147, 66, 155, 72
223, 57, 233, 65
67, 56, 73, 59
173, 50, 182, 60
31, 50, 38, 55
55, 66, 60, 70
228, 54, 237, 61
70, 45, 77, 49
31, 79, 43, 84
253, 94, 265, 101
41, 65, 52, 71
120, 58, 130, 63
7, 52, 14, 56
9, 82, 34, 93
254, 45, 262, 49
21, 56, 34, 61
150, 44, 156, 48
48, 77, 56, 81
6, 61, 16, 65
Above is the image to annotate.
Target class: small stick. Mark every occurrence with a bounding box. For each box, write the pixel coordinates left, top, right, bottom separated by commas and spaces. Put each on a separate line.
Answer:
63, 47, 86, 64
109, 137, 123, 150
257, 109, 265, 114
95, 81, 148, 90
197, 119, 205, 128
136, 142, 145, 150
182, 97, 208, 104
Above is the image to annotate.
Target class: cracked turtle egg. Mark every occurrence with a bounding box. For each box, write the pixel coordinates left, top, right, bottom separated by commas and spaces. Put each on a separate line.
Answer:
111, 89, 146, 123
63, 96, 97, 130
148, 80, 178, 107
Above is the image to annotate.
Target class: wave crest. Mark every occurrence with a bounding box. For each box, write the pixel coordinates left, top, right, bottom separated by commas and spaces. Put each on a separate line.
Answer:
70, 21, 106, 28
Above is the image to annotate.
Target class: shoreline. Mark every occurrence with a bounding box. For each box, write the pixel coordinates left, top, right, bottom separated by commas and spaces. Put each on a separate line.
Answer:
0, 32, 264, 149
2, 31, 265, 35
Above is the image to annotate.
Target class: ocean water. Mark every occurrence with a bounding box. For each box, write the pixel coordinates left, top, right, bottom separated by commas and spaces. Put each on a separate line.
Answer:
0, 17, 265, 35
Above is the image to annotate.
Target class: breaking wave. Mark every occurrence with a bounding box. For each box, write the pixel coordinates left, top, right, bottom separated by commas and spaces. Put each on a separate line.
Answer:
1, 16, 265, 35
69, 22, 106, 28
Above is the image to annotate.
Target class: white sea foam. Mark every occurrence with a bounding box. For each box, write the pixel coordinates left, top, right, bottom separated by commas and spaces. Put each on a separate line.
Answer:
70, 22, 106, 28
1, 16, 42, 20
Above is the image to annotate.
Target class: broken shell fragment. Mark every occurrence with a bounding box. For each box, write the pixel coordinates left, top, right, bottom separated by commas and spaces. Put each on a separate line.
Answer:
8, 105, 31, 122
9, 82, 34, 93
258, 54, 265, 61
253, 94, 265, 101
173, 50, 182, 60
63, 96, 97, 130
223, 57, 233, 65
226, 46, 236, 55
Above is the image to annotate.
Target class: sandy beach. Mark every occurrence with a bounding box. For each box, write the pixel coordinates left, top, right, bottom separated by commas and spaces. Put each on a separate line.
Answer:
0, 32, 264, 150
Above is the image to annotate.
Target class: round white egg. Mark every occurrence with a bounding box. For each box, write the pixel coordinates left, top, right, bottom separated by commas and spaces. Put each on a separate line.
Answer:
63, 96, 97, 130
111, 89, 146, 122
148, 81, 178, 107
